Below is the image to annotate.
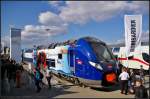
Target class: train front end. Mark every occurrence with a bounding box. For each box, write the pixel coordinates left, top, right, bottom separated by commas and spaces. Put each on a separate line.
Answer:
75, 37, 117, 88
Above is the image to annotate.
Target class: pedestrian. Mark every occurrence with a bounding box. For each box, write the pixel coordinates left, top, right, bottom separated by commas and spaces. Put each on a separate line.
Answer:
128, 69, 135, 94
16, 67, 21, 88
119, 67, 129, 95
134, 80, 148, 99
139, 65, 145, 84
34, 67, 43, 93
45, 66, 52, 89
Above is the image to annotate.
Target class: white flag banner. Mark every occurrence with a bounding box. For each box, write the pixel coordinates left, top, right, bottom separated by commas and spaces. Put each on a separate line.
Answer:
124, 15, 142, 57
10, 28, 22, 63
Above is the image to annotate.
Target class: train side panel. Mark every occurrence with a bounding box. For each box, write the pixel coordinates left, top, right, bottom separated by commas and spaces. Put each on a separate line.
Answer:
117, 46, 149, 70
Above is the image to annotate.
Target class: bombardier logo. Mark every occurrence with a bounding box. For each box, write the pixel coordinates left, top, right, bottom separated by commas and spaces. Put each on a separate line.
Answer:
124, 15, 142, 56
130, 20, 136, 52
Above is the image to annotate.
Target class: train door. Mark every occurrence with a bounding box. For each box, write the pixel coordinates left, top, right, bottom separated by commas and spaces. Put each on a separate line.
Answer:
68, 49, 75, 75
57, 53, 63, 67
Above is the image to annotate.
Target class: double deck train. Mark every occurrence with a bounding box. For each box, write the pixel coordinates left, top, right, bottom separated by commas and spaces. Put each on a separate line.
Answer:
24, 37, 118, 88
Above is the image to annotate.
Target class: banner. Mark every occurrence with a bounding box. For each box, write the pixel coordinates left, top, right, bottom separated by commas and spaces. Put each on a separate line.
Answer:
10, 28, 22, 63
33, 46, 37, 68
124, 15, 142, 57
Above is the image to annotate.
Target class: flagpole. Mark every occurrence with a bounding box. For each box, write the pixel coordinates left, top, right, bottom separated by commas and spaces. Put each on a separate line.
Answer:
9, 26, 11, 59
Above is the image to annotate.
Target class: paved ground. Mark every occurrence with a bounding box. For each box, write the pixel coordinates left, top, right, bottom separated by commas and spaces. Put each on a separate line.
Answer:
1, 77, 135, 98
1, 64, 149, 98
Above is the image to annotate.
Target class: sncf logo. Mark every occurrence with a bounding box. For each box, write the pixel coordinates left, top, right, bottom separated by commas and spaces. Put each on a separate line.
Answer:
76, 59, 83, 65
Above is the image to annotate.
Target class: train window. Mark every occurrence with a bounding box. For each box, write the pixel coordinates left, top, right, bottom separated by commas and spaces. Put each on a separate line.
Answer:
90, 42, 113, 61
113, 48, 120, 52
46, 59, 50, 67
50, 59, 55, 67
142, 53, 150, 63
128, 56, 134, 59
58, 54, 62, 59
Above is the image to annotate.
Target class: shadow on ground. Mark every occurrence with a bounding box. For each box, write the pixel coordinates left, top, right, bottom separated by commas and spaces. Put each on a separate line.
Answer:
91, 83, 121, 92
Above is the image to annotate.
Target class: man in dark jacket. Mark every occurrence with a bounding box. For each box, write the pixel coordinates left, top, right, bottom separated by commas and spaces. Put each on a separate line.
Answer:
134, 80, 148, 99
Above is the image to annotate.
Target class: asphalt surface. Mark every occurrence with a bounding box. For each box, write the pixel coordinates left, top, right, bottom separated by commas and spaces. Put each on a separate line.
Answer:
1, 64, 149, 98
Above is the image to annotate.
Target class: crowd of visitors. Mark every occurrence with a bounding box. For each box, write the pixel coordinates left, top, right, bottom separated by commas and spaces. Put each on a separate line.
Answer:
0, 54, 148, 98
1, 55, 24, 94
118, 66, 148, 99
1, 54, 52, 94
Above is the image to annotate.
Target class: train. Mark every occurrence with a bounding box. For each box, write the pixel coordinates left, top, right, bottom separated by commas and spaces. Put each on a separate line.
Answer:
111, 45, 149, 71
23, 37, 118, 88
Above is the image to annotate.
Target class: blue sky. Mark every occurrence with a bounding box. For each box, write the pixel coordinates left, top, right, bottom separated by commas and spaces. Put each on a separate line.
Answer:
1, 1, 149, 48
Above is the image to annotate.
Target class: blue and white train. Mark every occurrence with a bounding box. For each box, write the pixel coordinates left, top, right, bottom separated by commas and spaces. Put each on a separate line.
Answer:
24, 37, 118, 88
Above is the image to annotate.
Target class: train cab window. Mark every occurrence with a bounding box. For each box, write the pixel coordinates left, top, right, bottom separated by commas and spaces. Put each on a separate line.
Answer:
50, 59, 55, 67
90, 42, 113, 61
142, 53, 150, 63
113, 48, 120, 52
58, 54, 62, 59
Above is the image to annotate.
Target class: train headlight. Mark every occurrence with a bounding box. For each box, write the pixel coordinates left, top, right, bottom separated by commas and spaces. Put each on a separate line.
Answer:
89, 61, 103, 70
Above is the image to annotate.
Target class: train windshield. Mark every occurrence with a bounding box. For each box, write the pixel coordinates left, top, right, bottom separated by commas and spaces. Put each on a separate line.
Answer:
90, 42, 113, 61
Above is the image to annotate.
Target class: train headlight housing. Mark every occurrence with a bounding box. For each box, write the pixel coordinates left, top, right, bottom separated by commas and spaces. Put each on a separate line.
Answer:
89, 61, 103, 70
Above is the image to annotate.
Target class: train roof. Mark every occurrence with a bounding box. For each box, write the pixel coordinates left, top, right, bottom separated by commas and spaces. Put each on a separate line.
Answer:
47, 36, 107, 49
48, 39, 77, 49
26, 37, 106, 50
81, 37, 106, 45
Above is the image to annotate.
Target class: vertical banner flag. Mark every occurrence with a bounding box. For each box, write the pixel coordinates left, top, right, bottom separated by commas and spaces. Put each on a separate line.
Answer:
10, 28, 22, 63
33, 46, 37, 68
124, 15, 142, 57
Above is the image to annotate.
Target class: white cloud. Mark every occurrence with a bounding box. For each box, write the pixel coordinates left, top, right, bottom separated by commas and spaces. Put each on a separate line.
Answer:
59, 1, 149, 24
142, 30, 149, 42
22, 1, 149, 48
59, 1, 124, 24
1, 35, 10, 47
109, 30, 149, 45
125, 1, 149, 13
21, 24, 67, 48
22, 10, 68, 48
39, 11, 67, 26
21, 24, 67, 43
48, 1, 64, 7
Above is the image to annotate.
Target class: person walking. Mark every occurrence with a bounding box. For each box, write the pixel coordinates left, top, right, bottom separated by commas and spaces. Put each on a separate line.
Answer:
45, 67, 52, 89
139, 65, 145, 84
34, 67, 43, 93
16, 67, 21, 88
119, 67, 129, 95
128, 69, 136, 94
134, 80, 148, 99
